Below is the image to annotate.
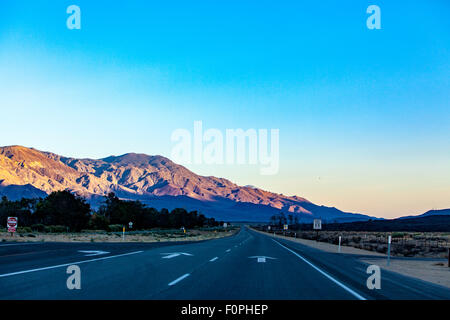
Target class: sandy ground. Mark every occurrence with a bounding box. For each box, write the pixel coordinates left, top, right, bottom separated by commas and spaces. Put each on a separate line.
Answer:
252, 228, 450, 289
0, 229, 237, 243
362, 258, 450, 289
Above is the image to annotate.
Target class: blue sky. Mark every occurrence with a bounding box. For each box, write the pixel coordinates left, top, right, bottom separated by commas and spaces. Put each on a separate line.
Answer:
1, 1, 449, 218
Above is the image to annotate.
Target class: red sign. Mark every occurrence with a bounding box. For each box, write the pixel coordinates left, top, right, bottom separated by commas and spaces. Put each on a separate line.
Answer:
7, 217, 17, 232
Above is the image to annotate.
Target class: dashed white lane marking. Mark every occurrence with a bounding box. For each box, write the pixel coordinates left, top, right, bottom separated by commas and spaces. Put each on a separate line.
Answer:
273, 240, 366, 300
168, 273, 190, 286
161, 252, 193, 259
210, 257, 219, 262
0, 251, 144, 278
226, 249, 231, 252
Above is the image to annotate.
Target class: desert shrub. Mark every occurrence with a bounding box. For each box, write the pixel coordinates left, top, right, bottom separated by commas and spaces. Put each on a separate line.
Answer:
31, 224, 46, 232
88, 213, 110, 231
44, 225, 67, 233
108, 224, 123, 232
17, 226, 32, 233
392, 232, 407, 238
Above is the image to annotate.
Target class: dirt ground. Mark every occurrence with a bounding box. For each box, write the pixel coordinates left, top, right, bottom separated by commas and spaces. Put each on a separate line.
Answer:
0, 229, 237, 243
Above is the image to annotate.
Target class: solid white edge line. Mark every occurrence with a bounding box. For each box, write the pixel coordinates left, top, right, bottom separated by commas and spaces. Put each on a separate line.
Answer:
272, 239, 367, 300
210, 257, 218, 262
0, 250, 144, 278
168, 273, 190, 286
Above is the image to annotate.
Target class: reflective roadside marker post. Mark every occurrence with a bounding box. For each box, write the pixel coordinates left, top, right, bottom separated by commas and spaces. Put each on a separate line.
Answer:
338, 236, 341, 253
122, 226, 125, 241
387, 235, 391, 266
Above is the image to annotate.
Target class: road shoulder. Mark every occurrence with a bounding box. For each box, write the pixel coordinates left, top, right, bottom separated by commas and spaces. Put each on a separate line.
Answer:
251, 227, 450, 289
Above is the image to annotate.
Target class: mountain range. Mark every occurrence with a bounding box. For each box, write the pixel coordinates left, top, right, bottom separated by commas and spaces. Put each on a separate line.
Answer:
0, 145, 446, 222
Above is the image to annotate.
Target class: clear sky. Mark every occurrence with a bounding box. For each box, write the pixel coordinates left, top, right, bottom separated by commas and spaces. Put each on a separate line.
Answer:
1, 1, 449, 218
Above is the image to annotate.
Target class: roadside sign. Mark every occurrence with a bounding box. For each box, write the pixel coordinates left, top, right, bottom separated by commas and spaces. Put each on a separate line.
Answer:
223, 223, 228, 228
313, 219, 322, 230
128, 222, 133, 229
283, 224, 288, 230
7, 217, 18, 233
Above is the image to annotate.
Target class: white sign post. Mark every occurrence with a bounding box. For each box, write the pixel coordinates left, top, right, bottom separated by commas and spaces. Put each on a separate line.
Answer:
7, 217, 18, 236
387, 235, 392, 266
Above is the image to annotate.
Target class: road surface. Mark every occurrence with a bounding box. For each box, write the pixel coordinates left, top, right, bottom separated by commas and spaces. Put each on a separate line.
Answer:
0, 227, 449, 299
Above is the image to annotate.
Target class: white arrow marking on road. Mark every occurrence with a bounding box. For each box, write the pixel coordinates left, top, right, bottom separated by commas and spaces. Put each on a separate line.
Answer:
249, 256, 277, 263
78, 250, 110, 257
161, 252, 193, 259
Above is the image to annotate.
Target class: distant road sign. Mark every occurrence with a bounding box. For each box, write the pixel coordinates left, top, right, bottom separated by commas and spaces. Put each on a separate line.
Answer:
283, 224, 288, 230
313, 219, 322, 230
7, 217, 18, 233
128, 222, 133, 229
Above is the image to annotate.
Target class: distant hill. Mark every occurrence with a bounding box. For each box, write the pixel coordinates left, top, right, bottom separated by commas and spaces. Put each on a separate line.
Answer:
0, 145, 378, 222
399, 208, 450, 220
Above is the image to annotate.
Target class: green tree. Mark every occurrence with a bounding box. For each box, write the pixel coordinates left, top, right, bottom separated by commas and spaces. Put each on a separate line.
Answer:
34, 191, 91, 231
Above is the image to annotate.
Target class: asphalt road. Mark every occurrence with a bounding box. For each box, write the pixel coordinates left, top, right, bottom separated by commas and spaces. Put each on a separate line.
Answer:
0, 227, 449, 300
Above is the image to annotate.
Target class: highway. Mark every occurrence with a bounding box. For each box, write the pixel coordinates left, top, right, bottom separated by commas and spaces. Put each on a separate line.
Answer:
0, 227, 449, 300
